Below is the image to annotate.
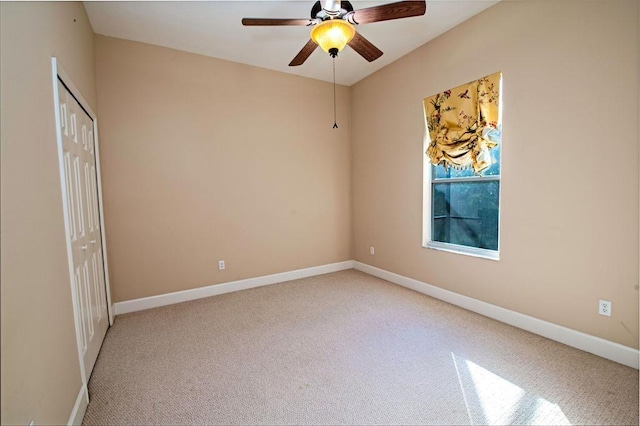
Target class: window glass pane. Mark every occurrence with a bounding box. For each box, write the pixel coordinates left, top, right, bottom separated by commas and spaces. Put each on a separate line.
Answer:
482, 146, 501, 176
432, 181, 499, 250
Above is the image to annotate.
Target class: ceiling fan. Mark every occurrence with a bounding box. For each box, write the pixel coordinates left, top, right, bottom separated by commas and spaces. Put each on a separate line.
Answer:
242, 1, 427, 66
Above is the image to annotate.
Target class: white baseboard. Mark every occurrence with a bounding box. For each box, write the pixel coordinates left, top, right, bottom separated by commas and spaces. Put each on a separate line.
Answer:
354, 261, 639, 369
111, 259, 638, 369
114, 260, 354, 315
67, 384, 88, 426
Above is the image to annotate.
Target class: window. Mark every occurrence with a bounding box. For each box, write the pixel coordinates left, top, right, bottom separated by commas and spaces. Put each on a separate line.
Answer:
423, 73, 502, 259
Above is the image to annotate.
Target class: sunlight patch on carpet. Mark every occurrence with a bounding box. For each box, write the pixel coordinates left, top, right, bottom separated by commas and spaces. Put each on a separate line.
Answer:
454, 357, 572, 425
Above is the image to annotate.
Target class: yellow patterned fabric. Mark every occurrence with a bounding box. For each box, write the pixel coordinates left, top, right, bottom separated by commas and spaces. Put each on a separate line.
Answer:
424, 72, 501, 174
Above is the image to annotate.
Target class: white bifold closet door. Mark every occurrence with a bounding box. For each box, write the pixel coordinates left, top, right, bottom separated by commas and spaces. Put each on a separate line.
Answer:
57, 79, 109, 378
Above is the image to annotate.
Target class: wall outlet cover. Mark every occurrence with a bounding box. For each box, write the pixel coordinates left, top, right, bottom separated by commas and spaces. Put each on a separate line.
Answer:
598, 299, 612, 317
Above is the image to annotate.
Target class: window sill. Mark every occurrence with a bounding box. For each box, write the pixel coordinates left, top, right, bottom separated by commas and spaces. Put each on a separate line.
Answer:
424, 241, 499, 261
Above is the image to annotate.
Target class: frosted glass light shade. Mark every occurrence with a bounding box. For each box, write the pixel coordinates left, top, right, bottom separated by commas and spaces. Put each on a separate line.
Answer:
310, 19, 355, 54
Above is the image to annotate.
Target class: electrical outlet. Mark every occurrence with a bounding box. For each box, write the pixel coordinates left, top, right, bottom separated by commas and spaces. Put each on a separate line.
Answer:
598, 299, 612, 317
218, 260, 225, 270
370, 246, 375, 255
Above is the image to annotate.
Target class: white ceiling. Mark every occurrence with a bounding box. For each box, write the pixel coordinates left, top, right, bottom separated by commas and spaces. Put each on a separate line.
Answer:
84, 1, 498, 86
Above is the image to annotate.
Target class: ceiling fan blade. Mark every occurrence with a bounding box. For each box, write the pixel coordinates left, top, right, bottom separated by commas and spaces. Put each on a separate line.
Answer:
242, 18, 313, 26
348, 31, 383, 62
289, 40, 318, 66
350, 1, 426, 25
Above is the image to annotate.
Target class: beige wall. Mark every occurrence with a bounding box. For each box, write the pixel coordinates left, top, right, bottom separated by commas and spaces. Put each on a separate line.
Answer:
0, 2, 97, 424
94, 36, 352, 302
351, 0, 639, 349
1, 2, 637, 423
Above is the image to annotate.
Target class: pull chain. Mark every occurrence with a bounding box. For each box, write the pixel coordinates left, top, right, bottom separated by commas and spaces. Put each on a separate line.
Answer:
332, 56, 338, 129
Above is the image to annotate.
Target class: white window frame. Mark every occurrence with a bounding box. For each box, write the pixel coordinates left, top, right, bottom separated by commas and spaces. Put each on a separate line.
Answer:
422, 138, 501, 261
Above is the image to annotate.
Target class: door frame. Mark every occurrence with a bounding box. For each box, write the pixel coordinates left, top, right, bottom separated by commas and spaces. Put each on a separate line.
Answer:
51, 57, 114, 403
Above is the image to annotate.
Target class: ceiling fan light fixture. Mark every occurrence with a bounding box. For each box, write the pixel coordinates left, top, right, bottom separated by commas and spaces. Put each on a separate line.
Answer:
310, 19, 355, 57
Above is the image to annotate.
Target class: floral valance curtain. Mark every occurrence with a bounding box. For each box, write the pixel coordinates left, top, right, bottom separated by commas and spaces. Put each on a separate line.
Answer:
423, 72, 501, 174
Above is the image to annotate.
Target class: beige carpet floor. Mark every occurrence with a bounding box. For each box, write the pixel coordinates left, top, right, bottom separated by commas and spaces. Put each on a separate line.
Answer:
83, 270, 639, 425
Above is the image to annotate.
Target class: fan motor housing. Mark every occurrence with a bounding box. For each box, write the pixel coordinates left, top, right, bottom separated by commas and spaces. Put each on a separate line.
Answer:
311, 1, 354, 20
